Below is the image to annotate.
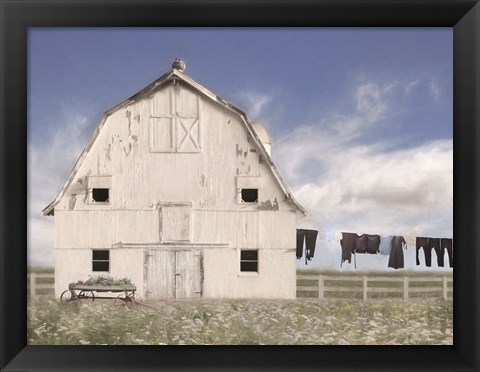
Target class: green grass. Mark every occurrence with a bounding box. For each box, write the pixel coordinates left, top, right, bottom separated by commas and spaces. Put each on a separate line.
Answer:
368, 281, 403, 287
325, 280, 363, 287
36, 277, 55, 284
296, 279, 318, 286
368, 292, 403, 299
297, 291, 318, 298
409, 281, 442, 287
28, 267, 54, 274
28, 298, 452, 345
324, 291, 363, 299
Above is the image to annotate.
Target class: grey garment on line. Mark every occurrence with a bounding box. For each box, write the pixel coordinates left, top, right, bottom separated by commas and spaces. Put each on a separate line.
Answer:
379, 235, 393, 255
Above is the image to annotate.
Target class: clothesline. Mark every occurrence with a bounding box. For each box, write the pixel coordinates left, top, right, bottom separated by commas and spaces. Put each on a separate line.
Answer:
298, 229, 452, 245
296, 228, 453, 270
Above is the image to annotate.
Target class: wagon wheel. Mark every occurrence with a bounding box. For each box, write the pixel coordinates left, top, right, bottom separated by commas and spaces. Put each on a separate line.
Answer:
60, 290, 78, 304
78, 290, 95, 303
114, 294, 134, 309
131, 293, 142, 306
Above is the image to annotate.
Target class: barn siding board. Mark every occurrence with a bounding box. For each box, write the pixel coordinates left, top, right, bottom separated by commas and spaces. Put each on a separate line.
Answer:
146, 250, 176, 299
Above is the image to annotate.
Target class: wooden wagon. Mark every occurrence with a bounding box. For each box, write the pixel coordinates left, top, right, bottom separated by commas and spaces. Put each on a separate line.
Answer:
60, 284, 138, 308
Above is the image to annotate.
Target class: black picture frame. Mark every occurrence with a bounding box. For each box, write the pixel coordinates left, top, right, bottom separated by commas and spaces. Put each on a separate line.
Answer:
1, 1, 479, 371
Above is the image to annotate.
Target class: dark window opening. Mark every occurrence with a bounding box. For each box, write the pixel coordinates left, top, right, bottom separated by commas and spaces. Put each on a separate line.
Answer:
92, 188, 109, 202
241, 189, 258, 203
92, 249, 109, 272
240, 249, 258, 272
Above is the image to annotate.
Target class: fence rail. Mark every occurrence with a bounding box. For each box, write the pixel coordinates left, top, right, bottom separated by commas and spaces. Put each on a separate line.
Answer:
27, 273, 55, 299
297, 274, 453, 300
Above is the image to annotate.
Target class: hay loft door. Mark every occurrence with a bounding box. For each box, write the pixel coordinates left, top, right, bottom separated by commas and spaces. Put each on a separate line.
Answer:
145, 250, 203, 299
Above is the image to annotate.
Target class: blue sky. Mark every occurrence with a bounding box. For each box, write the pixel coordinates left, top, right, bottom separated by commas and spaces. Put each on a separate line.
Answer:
28, 28, 453, 270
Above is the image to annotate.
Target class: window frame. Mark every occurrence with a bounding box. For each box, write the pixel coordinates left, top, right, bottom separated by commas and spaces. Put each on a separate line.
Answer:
92, 249, 110, 272
239, 249, 259, 273
91, 188, 110, 203
240, 188, 259, 204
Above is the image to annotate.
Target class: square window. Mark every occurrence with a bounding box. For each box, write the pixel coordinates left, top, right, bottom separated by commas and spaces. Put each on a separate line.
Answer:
92, 249, 109, 272
241, 189, 258, 203
240, 249, 258, 272
92, 188, 109, 202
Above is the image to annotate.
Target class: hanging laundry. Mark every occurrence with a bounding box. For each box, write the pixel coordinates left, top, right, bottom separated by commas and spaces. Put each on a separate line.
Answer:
354, 234, 369, 253
340, 232, 356, 267
416, 237, 429, 266
388, 236, 407, 269
379, 235, 393, 255
325, 231, 336, 241
296, 229, 305, 259
439, 238, 453, 267
304, 229, 319, 263
405, 236, 416, 247
366, 234, 381, 254
428, 238, 441, 267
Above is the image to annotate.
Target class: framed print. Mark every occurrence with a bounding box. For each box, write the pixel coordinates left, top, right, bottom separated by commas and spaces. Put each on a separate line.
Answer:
1, 1, 479, 371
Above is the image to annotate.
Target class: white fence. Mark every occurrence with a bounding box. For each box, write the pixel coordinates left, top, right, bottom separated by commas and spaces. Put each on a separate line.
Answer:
27, 273, 55, 298
297, 274, 453, 300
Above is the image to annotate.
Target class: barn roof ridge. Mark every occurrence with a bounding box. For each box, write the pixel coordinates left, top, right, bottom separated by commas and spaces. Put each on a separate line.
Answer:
42, 67, 307, 217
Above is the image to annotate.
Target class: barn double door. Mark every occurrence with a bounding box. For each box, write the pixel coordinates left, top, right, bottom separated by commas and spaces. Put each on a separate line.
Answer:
145, 250, 202, 299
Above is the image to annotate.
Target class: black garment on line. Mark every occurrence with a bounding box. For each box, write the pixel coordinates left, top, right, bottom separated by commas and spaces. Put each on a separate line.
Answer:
296, 229, 318, 264
388, 236, 406, 269
296, 229, 305, 259
355, 234, 368, 254
366, 234, 381, 254
416, 237, 429, 266
341, 232, 356, 264
304, 229, 319, 263
439, 238, 453, 268
428, 238, 441, 267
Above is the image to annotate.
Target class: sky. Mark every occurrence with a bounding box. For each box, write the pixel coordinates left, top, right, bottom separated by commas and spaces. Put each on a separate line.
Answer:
28, 28, 453, 271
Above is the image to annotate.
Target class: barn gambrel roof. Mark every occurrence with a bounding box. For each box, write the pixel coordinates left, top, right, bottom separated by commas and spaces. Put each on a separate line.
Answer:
42, 67, 307, 217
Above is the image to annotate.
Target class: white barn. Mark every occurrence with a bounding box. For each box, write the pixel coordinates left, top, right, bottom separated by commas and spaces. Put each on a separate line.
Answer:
43, 60, 307, 300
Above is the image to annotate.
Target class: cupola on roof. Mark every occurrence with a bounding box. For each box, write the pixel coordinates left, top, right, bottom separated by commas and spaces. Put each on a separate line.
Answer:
172, 58, 186, 72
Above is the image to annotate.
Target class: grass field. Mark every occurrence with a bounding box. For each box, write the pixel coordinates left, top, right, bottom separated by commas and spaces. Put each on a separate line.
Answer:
28, 298, 452, 345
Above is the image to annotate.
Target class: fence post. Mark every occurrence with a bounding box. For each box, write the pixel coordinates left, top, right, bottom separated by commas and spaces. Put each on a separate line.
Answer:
318, 275, 324, 300
403, 276, 409, 300
30, 273, 36, 299
362, 275, 367, 301
443, 276, 448, 300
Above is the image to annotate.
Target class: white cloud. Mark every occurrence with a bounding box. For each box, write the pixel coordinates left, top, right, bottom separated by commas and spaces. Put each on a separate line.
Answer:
235, 91, 271, 119
28, 112, 93, 267
405, 80, 419, 94
429, 79, 441, 100
332, 82, 389, 137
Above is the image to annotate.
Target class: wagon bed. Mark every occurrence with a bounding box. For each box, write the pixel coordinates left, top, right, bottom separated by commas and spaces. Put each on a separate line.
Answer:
60, 284, 138, 308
